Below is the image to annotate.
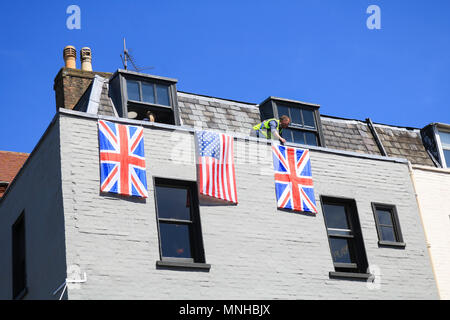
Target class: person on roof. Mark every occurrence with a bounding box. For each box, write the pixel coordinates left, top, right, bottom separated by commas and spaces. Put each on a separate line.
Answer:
143, 111, 156, 122
252, 115, 291, 144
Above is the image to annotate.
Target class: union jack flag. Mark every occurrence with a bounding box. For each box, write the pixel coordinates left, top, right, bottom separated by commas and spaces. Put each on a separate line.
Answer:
98, 120, 148, 198
272, 144, 317, 214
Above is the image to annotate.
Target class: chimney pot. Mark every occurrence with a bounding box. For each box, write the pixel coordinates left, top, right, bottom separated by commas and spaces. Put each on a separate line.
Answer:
80, 47, 93, 72
63, 46, 77, 69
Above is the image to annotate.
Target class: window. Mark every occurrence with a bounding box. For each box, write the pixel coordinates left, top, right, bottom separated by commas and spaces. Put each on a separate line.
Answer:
372, 203, 405, 247
257, 97, 325, 147
109, 70, 180, 125
12, 212, 27, 299
154, 178, 207, 268
438, 130, 450, 168
321, 197, 369, 277
125, 79, 176, 124
277, 104, 319, 146
127, 80, 170, 107
0, 182, 9, 196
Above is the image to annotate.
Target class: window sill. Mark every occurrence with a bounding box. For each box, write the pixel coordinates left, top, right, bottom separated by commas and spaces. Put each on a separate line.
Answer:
329, 272, 372, 281
13, 287, 28, 300
378, 241, 406, 248
156, 260, 211, 271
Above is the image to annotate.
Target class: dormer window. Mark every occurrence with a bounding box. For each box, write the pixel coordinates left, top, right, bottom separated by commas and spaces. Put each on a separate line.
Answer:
258, 97, 325, 147
109, 70, 180, 125
277, 104, 319, 146
438, 130, 450, 168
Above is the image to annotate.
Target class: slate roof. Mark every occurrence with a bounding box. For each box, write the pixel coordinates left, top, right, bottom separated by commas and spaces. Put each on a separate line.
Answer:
321, 117, 382, 155
98, 81, 116, 117
174, 91, 433, 166
0, 151, 29, 197
374, 124, 435, 166
177, 92, 261, 135
88, 75, 434, 167
73, 76, 117, 117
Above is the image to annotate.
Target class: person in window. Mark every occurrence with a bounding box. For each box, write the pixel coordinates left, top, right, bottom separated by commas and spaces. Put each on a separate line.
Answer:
252, 115, 290, 144
144, 111, 156, 122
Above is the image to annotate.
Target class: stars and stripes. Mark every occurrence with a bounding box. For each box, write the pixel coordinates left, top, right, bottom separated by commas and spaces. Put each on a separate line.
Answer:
196, 130, 237, 204
98, 120, 148, 198
272, 144, 317, 214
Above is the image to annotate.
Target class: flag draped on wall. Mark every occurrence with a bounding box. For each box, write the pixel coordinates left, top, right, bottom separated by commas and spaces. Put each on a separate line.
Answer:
196, 130, 237, 204
98, 120, 148, 198
272, 144, 317, 214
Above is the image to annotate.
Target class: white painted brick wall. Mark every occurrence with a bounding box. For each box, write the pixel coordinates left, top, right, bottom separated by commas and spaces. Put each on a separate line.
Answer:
412, 166, 450, 299
0, 118, 66, 300
59, 113, 438, 300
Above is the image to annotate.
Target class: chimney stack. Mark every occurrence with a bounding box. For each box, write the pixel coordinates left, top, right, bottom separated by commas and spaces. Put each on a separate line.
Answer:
55, 45, 111, 111
63, 46, 77, 69
80, 47, 93, 72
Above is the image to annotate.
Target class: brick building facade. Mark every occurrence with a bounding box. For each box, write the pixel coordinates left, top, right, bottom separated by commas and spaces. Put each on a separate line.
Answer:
0, 56, 445, 299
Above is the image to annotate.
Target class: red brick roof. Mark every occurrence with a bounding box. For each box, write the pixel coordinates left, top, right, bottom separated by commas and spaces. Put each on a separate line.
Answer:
0, 151, 29, 197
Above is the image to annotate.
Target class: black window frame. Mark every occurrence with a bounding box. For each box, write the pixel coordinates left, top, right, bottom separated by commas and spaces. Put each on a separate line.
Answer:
109, 70, 181, 125
320, 196, 370, 280
127, 79, 172, 108
257, 97, 326, 147
371, 203, 406, 248
12, 211, 27, 300
153, 177, 210, 271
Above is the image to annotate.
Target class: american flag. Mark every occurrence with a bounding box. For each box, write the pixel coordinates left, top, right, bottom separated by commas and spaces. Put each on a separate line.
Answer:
272, 144, 317, 214
196, 131, 237, 204
98, 120, 148, 198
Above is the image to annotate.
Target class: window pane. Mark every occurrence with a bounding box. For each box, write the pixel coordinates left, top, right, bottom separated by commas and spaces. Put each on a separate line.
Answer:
292, 130, 306, 145
302, 109, 316, 128
13, 216, 26, 298
277, 105, 290, 119
380, 226, 396, 242
156, 84, 170, 106
329, 238, 355, 264
323, 204, 350, 230
155, 186, 191, 221
439, 131, 450, 147
290, 107, 302, 125
142, 83, 155, 104
127, 80, 140, 101
282, 128, 294, 143
305, 132, 318, 146
376, 209, 393, 226
444, 149, 450, 168
159, 223, 192, 259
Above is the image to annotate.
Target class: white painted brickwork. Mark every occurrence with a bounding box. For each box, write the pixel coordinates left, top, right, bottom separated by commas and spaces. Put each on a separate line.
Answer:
58, 113, 438, 300
0, 119, 66, 300
412, 166, 450, 300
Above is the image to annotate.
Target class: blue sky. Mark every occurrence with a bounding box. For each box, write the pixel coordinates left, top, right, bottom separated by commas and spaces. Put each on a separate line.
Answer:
1, 0, 449, 153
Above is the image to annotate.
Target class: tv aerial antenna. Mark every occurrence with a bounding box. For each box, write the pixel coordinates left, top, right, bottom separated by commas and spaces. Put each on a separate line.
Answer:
120, 38, 154, 72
